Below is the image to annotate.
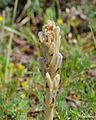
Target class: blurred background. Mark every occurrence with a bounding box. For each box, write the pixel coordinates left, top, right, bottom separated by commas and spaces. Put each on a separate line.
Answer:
0, 0, 96, 119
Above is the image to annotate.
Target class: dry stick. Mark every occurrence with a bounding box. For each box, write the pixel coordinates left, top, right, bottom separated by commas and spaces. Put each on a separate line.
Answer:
38, 20, 63, 120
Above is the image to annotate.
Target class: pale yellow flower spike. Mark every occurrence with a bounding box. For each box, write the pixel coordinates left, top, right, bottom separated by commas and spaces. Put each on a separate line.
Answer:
38, 20, 63, 120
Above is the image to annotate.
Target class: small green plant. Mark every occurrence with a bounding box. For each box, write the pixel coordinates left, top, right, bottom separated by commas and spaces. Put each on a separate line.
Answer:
38, 20, 63, 120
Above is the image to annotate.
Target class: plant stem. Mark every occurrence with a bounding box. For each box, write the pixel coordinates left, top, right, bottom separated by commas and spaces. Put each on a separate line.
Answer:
12, 0, 19, 24
4, 0, 18, 100
44, 104, 54, 120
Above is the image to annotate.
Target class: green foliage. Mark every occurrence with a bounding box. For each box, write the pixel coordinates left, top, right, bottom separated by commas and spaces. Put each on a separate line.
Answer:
83, 0, 96, 30
0, 0, 10, 7
28, 0, 41, 16
44, 5, 56, 22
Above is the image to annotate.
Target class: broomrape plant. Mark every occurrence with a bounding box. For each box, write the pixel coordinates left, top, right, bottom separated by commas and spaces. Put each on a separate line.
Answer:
38, 20, 63, 120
